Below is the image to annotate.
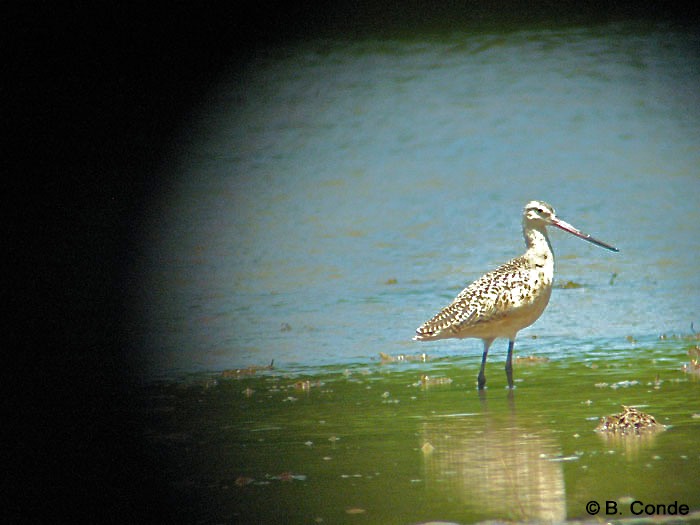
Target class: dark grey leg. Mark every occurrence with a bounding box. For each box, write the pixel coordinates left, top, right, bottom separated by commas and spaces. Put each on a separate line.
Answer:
477, 339, 494, 390
505, 339, 515, 389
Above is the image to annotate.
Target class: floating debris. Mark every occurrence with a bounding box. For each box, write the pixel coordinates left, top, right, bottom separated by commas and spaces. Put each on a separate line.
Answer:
682, 360, 700, 376
379, 351, 429, 363
421, 441, 435, 454
515, 355, 550, 365
384, 277, 398, 285
658, 328, 700, 341
609, 380, 639, 389
270, 472, 307, 482
418, 374, 453, 387
280, 323, 292, 332
345, 508, 366, 515
221, 360, 274, 378
381, 391, 400, 404
682, 346, 700, 376
594, 380, 640, 389
596, 405, 662, 434
202, 378, 218, 389
556, 280, 583, 289
648, 375, 663, 389
292, 379, 322, 391
235, 476, 254, 487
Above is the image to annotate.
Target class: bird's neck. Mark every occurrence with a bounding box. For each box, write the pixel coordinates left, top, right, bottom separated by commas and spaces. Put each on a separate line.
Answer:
523, 224, 554, 263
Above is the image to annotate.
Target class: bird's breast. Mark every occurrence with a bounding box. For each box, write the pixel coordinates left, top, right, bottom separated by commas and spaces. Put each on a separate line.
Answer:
505, 265, 553, 308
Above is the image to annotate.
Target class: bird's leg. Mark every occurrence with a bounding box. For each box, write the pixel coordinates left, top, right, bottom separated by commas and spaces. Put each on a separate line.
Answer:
477, 339, 494, 390
505, 339, 515, 389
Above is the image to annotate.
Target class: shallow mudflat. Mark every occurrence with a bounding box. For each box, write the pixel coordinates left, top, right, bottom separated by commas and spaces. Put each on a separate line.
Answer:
137, 339, 700, 523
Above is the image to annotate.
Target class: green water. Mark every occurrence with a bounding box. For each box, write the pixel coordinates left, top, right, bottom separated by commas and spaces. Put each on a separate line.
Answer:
140, 338, 700, 524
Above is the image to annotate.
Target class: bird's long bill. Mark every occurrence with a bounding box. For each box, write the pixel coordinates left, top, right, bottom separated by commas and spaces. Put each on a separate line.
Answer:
552, 218, 619, 252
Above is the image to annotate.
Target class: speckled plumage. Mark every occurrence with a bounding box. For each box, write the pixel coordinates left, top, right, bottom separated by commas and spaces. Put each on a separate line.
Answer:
414, 253, 553, 341
414, 200, 618, 390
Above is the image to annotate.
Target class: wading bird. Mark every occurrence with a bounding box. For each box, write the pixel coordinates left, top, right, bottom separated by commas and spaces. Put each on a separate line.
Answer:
414, 200, 618, 390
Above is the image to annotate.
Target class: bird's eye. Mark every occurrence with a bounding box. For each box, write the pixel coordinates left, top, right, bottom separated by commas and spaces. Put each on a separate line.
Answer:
536, 208, 544, 214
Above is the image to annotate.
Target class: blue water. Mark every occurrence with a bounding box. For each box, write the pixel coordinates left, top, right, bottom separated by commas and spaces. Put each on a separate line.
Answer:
132, 23, 700, 378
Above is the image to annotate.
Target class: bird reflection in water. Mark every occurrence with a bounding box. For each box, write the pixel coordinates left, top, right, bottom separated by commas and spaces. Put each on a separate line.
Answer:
420, 395, 566, 523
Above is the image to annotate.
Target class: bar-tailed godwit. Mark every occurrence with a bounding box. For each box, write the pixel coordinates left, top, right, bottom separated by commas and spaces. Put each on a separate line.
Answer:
414, 200, 618, 390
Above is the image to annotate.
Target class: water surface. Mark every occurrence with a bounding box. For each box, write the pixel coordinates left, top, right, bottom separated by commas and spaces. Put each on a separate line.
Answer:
139, 345, 700, 523
134, 23, 699, 376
